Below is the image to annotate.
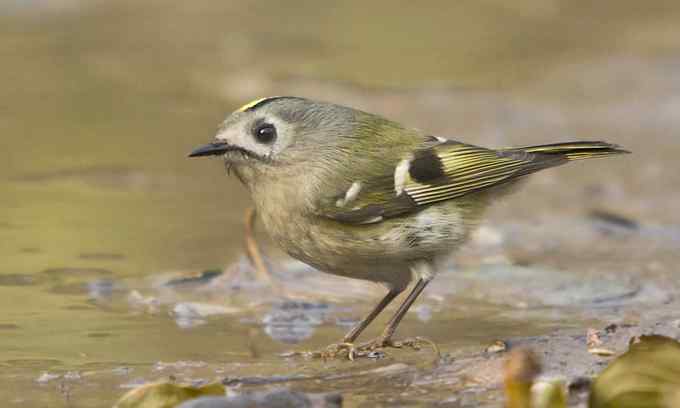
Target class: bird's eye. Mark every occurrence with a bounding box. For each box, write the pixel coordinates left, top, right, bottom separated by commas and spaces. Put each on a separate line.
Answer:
253, 122, 277, 144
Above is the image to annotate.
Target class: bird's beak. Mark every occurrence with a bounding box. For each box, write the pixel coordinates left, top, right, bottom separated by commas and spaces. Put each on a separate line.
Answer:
188, 142, 230, 158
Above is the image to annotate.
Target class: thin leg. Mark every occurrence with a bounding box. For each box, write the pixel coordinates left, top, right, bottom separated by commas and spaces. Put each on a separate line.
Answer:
310, 264, 437, 360
377, 277, 431, 344
342, 288, 403, 343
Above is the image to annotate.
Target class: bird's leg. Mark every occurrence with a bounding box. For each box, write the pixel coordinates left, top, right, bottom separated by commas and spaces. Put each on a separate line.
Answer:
323, 278, 436, 360
304, 263, 438, 360
373, 276, 431, 347
352, 263, 438, 357
314, 288, 402, 360
342, 288, 402, 343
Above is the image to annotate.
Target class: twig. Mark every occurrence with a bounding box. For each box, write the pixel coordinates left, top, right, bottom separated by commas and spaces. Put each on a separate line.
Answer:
244, 207, 282, 294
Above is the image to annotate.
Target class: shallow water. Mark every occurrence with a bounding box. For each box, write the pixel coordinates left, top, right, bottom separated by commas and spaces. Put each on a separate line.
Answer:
1, 1, 680, 406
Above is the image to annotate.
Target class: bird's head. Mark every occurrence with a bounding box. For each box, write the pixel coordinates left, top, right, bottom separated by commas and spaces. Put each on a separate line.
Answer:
189, 96, 356, 185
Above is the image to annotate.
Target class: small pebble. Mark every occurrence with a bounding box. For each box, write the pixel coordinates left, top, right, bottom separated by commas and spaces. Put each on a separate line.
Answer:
366, 350, 386, 359
485, 340, 507, 353
586, 328, 603, 348
588, 348, 616, 357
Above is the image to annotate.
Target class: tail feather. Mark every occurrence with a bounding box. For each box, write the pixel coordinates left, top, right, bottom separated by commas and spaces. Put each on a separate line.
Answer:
503, 141, 630, 161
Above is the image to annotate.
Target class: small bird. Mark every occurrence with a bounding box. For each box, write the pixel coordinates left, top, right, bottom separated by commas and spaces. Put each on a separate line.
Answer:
189, 96, 628, 357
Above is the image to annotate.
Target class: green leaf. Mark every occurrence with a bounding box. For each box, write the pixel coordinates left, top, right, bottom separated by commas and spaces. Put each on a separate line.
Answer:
589, 335, 680, 408
114, 381, 225, 408
533, 381, 567, 408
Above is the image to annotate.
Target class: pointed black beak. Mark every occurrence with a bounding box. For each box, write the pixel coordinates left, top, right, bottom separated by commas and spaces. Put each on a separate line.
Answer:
188, 142, 230, 158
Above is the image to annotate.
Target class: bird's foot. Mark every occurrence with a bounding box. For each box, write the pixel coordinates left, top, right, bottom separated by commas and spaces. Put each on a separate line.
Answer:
295, 336, 440, 361
389, 336, 436, 351
357, 336, 440, 358
295, 342, 359, 361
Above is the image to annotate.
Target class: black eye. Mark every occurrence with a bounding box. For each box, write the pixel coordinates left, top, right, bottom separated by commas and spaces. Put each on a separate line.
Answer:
253, 122, 277, 144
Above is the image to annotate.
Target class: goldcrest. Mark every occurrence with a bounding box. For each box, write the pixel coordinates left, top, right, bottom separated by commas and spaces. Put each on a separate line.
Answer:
190, 96, 628, 354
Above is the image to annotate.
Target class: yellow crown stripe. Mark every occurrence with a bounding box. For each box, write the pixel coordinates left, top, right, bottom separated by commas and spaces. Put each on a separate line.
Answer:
236, 96, 280, 112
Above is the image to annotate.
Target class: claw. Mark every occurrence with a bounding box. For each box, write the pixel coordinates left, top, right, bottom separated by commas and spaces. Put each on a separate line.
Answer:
298, 336, 440, 361
313, 342, 358, 361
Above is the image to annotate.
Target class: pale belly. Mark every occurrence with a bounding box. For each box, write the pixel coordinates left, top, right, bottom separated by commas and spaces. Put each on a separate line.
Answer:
259, 202, 481, 289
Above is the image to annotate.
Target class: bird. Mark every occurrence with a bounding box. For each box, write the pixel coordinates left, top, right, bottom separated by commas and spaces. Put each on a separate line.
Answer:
189, 96, 628, 358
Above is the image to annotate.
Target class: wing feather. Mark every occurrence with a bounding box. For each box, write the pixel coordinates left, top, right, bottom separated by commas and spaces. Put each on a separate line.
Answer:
317, 140, 567, 224
403, 141, 565, 205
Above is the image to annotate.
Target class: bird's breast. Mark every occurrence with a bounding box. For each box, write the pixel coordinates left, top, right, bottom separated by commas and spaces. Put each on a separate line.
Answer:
256, 199, 473, 283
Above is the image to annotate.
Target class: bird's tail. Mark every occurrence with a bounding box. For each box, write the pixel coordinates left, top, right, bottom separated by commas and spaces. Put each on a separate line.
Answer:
502, 141, 630, 161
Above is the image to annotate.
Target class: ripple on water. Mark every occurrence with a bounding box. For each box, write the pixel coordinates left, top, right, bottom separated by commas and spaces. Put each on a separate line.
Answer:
48, 279, 120, 300
16, 167, 182, 192
79, 253, 126, 261
3, 359, 64, 369
440, 263, 673, 310
0, 274, 37, 286
41, 267, 113, 277
48, 282, 90, 295
39, 267, 120, 302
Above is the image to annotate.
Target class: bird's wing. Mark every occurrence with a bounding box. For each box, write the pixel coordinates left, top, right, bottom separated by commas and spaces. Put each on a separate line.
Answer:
316, 139, 566, 224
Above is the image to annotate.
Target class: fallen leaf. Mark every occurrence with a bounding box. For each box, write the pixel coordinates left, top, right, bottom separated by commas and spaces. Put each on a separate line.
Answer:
114, 381, 225, 408
589, 335, 680, 408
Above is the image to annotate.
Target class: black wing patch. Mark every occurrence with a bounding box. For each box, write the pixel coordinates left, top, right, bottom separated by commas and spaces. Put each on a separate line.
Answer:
409, 149, 446, 183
